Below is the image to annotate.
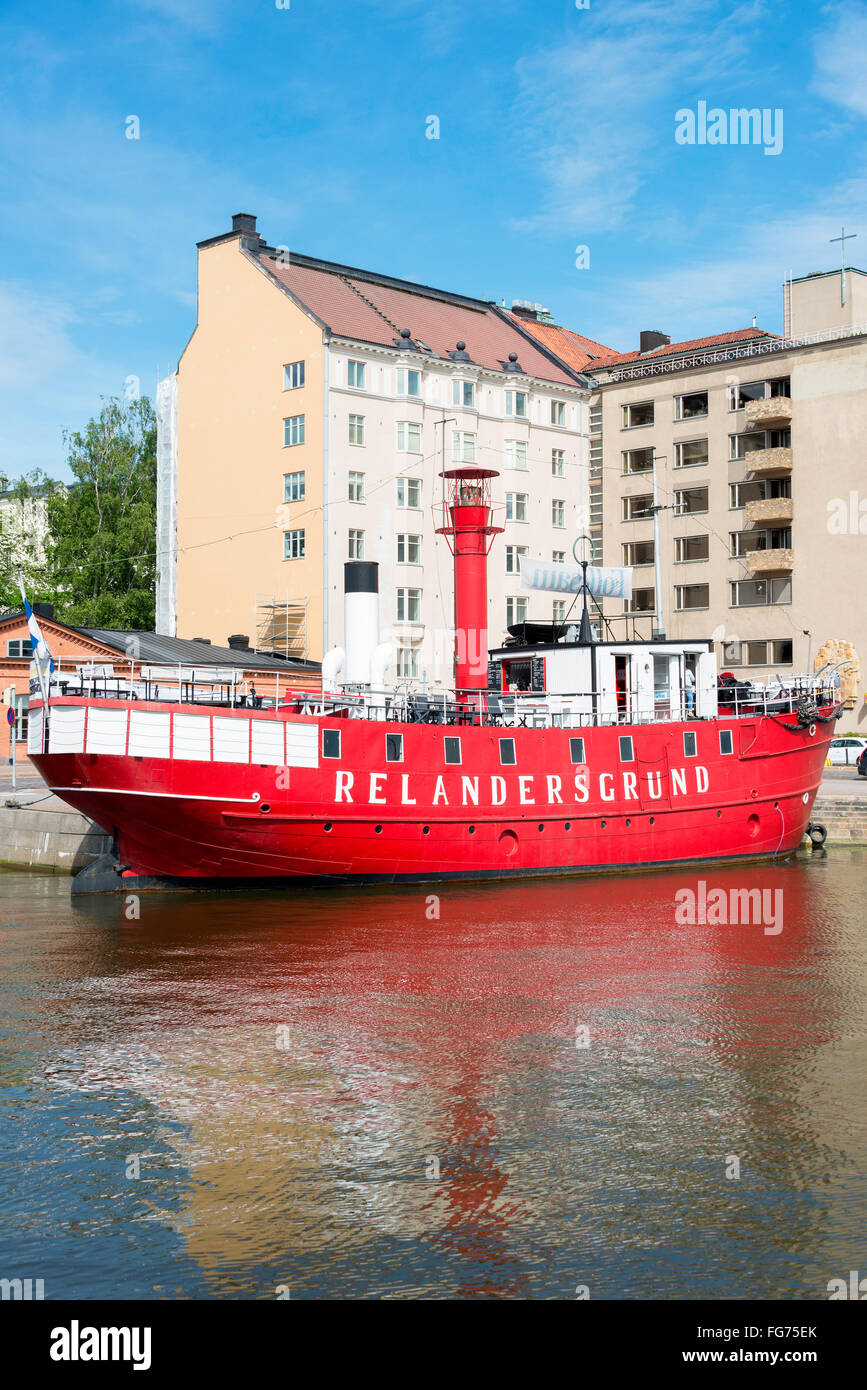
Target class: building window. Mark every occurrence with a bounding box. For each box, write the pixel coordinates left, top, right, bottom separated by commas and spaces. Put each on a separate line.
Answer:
570, 737, 586, 764
730, 478, 790, 508
674, 486, 709, 515
730, 430, 790, 460
283, 414, 305, 447
506, 492, 528, 522
396, 421, 422, 453
674, 391, 708, 420
505, 439, 528, 470
622, 401, 654, 428
553, 600, 566, 624
506, 596, 528, 626
397, 367, 421, 397
396, 476, 421, 507
619, 735, 634, 762
6, 639, 33, 658
322, 729, 341, 758
451, 431, 476, 462
730, 578, 792, 607
395, 646, 419, 678
727, 639, 794, 666
622, 493, 654, 521
283, 528, 305, 559
396, 533, 421, 564
505, 390, 528, 418
674, 438, 709, 468
683, 731, 697, 758
396, 587, 421, 622
623, 539, 654, 566
719, 729, 733, 755
625, 588, 655, 613
347, 359, 366, 389
348, 414, 365, 445
444, 737, 462, 765
622, 447, 654, 475
552, 550, 565, 564
552, 499, 565, 528
283, 361, 305, 390
499, 737, 516, 766
452, 380, 475, 407
551, 400, 566, 426
348, 471, 365, 502
386, 733, 404, 762
12, 692, 28, 742
551, 448, 565, 477
728, 378, 789, 410
348, 529, 364, 560
283, 470, 305, 502
505, 544, 528, 574
675, 584, 709, 611
674, 535, 709, 563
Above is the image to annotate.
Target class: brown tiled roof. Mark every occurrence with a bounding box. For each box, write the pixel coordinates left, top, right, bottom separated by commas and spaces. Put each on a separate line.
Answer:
505, 314, 619, 371
586, 327, 779, 371
254, 252, 581, 386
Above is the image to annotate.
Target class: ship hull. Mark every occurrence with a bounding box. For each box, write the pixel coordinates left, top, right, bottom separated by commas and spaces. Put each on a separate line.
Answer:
30, 697, 835, 892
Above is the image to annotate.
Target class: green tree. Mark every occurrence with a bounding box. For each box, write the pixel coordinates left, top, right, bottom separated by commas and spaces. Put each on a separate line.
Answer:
46, 395, 157, 628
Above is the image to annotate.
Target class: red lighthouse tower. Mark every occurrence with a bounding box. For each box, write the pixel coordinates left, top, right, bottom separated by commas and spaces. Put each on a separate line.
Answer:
435, 466, 504, 698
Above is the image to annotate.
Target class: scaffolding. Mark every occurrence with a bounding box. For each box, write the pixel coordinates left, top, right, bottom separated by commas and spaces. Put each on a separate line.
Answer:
254, 592, 309, 660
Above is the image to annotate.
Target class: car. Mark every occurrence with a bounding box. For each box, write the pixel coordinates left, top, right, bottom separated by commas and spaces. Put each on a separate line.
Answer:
826, 736, 867, 767
858, 747, 867, 778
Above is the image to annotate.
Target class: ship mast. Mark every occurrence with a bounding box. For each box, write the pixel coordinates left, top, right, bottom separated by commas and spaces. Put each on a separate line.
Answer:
435, 465, 503, 702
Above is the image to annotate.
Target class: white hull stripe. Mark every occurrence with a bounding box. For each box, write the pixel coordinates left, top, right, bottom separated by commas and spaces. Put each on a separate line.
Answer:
50, 786, 260, 804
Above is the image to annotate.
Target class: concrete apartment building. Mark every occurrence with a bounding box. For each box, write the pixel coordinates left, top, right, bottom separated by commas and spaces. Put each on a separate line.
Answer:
160, 214, 593, 685
515, 268, 867, 716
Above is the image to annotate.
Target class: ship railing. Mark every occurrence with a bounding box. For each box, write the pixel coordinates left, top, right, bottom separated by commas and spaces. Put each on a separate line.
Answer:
40, 668, 840, 730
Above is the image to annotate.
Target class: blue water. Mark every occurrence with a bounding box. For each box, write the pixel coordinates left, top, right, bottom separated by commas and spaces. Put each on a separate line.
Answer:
1, 850, 865, 1299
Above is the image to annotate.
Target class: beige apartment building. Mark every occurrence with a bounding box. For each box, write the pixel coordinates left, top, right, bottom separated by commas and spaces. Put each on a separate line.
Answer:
159, 214, 593, 683
515, 269, 867, 717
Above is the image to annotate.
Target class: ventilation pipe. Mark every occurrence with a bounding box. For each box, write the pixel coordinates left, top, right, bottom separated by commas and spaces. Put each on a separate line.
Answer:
344, 561, 380, 684
321, 646, 345, 693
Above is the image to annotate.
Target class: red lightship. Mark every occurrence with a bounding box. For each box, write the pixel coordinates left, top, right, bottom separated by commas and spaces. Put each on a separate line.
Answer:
29, 465, 839, 893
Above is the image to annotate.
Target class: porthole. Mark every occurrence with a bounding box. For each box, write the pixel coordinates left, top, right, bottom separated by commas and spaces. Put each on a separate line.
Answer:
717, 810, 722, 819
538, 823, 544, 833
259, 803, 271, 813
601, 820, 606, 829
422, 825, 430, 835
468, 825, 476, 834
649, 816, 654, 826
625, 818, 631, 827
565, 821, 571, 831
802, 792, 809, 805
375, 824, 383, 834
324, 822, 333, 832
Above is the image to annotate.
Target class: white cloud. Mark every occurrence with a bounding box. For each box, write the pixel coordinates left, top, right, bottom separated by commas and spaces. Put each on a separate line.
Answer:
811, 3, 867, 118
512, 0, 770, 235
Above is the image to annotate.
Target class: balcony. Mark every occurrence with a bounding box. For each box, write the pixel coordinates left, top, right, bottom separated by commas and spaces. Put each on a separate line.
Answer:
745, 496, 794, 526
744, 396, 792, 429
745, 446, 793, 476
745, 547, 794, 575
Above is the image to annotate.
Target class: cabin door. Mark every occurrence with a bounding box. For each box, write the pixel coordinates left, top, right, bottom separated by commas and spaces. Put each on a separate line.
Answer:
614, 655, 630, 722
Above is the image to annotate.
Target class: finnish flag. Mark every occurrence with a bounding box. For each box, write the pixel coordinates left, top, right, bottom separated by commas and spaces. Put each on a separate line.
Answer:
17, 573, 55, 677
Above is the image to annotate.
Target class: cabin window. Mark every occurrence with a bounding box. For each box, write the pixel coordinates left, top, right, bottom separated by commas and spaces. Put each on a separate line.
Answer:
619, 736, 634, 762
683, 731, 697, 758
719, 730, 733, 755
386, 733, 403, 763
322, 729, 341, 759
499, 738, 516, 766
570, 738, 586, 765
444, 737, 461, 765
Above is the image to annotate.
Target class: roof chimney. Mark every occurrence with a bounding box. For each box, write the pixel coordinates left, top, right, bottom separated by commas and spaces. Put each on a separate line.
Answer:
639, 330, 670, 353
232, 213, 257, 235
32, 601, 54, 621
227, 633, 250, 651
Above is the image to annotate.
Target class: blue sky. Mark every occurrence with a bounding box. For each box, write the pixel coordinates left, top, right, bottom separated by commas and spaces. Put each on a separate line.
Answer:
1, 0, 865, 480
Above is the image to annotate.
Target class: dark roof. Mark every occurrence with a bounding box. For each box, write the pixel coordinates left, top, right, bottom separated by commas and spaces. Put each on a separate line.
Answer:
77, 628, 320, 673
0, 609, 319, 672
